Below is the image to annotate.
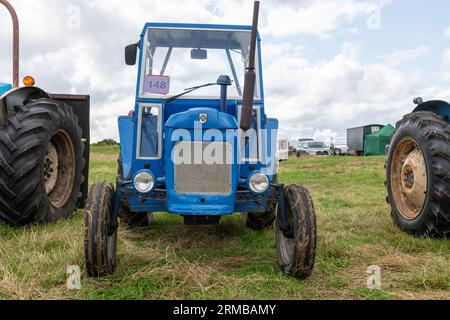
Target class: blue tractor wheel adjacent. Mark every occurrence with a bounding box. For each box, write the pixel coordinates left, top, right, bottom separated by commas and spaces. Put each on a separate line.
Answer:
386, 111, 450, 237
84, 181, 118, 277
276, 184, 317, 279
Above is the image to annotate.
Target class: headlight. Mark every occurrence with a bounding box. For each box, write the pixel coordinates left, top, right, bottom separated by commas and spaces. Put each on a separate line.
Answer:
248, 172, 270, 194
134, 171, 155, 193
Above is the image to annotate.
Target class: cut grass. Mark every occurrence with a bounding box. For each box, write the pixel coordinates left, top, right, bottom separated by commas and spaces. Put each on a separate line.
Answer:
0, 146, 449, 300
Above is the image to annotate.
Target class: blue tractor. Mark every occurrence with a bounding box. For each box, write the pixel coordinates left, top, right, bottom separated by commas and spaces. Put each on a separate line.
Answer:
85, 1, 317, 279
386, 98, 450, 237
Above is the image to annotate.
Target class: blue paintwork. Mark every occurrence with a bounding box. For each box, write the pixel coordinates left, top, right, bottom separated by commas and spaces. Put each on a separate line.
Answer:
0, 83, 12, 96
166, 107, 238, 130
165, 108, 239, 215
413, 100, 450, 123
118, 116, 135, 179
117, 22, 278, 216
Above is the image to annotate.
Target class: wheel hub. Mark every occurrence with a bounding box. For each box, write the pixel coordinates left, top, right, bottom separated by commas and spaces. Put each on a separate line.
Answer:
44, 130, 76, 208
44, 142, 59, 194
390, 138, 428, 220
400, 149, 427, 215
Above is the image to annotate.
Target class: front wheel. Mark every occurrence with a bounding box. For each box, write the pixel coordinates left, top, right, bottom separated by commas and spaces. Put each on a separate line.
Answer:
276, 184, 317, 279
84, 181, 118, 277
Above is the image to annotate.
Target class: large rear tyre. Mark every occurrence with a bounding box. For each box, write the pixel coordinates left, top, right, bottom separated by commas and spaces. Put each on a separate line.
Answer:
0, 99, 84, 226
276, 184, 317, 279
386, 112, 450, 237
85, 181, 118, 277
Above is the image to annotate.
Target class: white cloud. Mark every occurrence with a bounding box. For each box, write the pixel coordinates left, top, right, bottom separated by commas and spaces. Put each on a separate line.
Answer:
442, 49, 450, 81
263, 0, 389, 38
265, 42, 425, 141
379, 46, 431, 67
444, 27, 450, 39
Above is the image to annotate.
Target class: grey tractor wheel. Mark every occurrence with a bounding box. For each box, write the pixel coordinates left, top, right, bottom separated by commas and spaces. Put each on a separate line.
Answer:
386, 112, 450, 237
276, 184, 317, 279
84, 181, 118, 277
0, 99, 84, 226
244, 206, 276, 230
117, 151, 151, 228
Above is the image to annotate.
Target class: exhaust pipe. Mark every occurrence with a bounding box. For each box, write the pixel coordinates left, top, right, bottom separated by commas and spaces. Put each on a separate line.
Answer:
240, 1, 260, 131
0, 0, 19, 88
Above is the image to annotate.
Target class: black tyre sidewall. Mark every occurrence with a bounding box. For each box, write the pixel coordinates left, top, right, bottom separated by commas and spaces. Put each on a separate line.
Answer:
39, 108, 84, 222
85, 181, 117, 277
276, 185, 317, 279
387, 115, 439, 235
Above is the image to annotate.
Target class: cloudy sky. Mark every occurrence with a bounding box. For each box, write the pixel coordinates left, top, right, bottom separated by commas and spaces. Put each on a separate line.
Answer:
1, 0, 450, 144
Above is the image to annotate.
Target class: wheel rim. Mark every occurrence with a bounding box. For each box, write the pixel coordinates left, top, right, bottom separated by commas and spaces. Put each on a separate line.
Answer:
279, 232, 295, 265
390, 137, 428, 220
278, 199, 295, 266
44, 130, 76, 208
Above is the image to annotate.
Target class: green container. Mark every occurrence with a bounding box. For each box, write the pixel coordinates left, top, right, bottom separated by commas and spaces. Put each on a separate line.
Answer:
364, 124, 395, 156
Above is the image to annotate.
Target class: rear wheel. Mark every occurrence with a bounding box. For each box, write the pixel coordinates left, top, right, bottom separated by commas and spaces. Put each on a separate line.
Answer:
0, 99, 84, 226
84, 181, 117, 277
276, 184, 317, 279
387, 112, 450, 237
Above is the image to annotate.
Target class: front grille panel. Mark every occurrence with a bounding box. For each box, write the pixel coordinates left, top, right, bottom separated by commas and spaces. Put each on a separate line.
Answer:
173, 142, 233, 195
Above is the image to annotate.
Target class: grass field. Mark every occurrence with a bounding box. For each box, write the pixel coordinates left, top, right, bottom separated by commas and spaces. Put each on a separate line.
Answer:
0, 145, 449, 300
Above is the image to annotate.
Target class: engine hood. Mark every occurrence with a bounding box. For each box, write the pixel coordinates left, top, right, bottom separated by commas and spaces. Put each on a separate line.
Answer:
165, 108, 239, 130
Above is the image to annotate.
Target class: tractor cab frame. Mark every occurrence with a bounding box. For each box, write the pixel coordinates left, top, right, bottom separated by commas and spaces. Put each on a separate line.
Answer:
117, 23, 277, 218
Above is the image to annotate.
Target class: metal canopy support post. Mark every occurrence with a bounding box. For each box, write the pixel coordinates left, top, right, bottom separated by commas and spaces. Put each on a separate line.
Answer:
0, 0, 19, 88
226, 49, 242, 97
160, 47, 173, 76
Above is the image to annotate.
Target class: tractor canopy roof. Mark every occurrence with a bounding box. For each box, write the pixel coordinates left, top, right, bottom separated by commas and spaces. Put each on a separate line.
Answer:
140, 23, 258, 50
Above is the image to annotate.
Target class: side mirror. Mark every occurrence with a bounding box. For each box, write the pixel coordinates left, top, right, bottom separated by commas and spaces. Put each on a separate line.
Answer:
191, 49, 208, 60
125, 42, 140, 66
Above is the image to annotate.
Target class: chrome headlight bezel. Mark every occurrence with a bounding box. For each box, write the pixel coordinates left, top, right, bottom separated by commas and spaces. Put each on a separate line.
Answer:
248, 172, 270, 194
133, 170, 155, 194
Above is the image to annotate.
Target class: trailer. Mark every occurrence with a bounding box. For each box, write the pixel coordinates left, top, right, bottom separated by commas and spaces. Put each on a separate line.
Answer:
347, 124, 384, 156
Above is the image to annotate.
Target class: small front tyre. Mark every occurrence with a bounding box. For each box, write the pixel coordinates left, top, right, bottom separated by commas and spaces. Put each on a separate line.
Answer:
276, 184, 317, 279
84, 181, 118, 277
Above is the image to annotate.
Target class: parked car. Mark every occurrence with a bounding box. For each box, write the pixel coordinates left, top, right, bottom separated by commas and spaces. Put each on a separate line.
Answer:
297, 141, 331, 157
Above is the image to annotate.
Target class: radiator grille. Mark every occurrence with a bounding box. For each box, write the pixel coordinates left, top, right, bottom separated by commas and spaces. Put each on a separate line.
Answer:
173, 142, 233, 195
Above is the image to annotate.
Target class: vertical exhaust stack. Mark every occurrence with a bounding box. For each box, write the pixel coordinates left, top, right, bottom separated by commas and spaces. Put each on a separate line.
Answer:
0, 0, 19, 88
240, 1, 260, 131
